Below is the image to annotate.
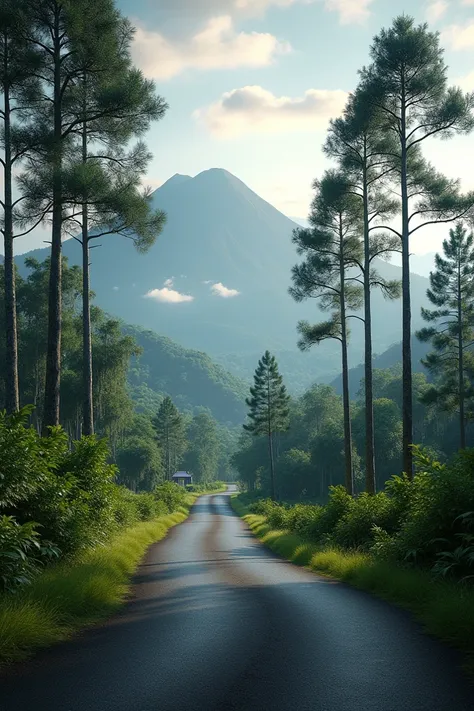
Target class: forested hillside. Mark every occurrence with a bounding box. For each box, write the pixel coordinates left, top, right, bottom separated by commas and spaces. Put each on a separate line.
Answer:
126, 325, 247, 424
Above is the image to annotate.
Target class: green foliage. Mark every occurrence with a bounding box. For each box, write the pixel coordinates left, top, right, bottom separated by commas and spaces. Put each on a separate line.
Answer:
416, 223, 474, 437
153, 481, 187, 514
184, 412, 220, 483
244, 350, 290, 438
152, 395, 186, 480
0, 517, 59, 594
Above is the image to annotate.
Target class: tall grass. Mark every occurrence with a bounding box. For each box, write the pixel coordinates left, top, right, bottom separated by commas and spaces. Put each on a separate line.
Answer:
232, 496, 474, 675
0, 492, 208, 666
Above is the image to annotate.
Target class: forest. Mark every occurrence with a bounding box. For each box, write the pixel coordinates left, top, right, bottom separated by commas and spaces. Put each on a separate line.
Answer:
0, 0, 233, 599
232, 16, 474, 587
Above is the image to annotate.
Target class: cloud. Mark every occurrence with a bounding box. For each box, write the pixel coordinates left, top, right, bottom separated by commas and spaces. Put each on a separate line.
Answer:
202, 279, 213, 284
453, 70, 474, 91
144, 286, 194, 303
211, 282, 240, 297
132, 16, 290, 80
320, 0, 375, 24
441, 21, 474, 50
112, 286, 119, 291
150, 0, 376, 25
425, 0, 448, 23
164, 277, 174, 287
194, 85, 348, 137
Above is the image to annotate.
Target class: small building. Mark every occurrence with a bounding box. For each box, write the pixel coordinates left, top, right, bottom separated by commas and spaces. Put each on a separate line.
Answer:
172, 471, 193, 487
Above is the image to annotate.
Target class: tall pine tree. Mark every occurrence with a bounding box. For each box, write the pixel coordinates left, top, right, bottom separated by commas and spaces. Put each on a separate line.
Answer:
152, 396, 187, 481
290, 171, 363, 495
324, 87, 400, 493
361, 15, 474, 476
244, 350, 290, 501
416, 223, 474, 449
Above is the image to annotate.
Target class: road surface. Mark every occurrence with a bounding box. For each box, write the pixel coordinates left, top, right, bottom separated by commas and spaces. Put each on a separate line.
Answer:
1, 488, 472, 711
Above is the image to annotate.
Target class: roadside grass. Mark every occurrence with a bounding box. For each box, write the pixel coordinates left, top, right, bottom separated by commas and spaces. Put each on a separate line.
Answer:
231, 497, 474, 675
0, 488, 223, 667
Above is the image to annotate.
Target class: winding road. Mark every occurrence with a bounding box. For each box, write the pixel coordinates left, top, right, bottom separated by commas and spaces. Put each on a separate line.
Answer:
1, 488, 473, 711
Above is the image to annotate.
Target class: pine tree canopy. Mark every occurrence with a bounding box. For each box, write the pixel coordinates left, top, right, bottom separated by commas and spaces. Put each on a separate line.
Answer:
244, 350, 290, 437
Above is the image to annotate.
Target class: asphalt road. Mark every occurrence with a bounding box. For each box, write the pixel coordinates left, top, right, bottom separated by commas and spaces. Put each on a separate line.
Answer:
1, 488, 472, 711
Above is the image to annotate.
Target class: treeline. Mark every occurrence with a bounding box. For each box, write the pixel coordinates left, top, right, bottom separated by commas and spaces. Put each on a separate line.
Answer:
234, 365, 474, 501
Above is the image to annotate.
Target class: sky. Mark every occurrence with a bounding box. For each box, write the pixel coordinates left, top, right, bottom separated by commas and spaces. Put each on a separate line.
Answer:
8, 0, 474, 255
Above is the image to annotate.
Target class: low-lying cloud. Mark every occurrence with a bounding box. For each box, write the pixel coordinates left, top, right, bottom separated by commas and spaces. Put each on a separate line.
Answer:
211, 282, 240, 297
132, 16, 290, 80
194, 85, 348, 137
144, 283, 194, 303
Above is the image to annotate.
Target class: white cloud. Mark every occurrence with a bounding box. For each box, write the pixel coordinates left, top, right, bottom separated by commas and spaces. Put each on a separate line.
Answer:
164, 277, 174, 287
441, 21, 474, 50
132, 16, 290, 80
320, 0, 375, 24
211, 282, 240, 297
144, 287, 194, 303
425, 0, 448, 23
194, 85, 348, 137
202, 279, 213, 284
112, 286, 119, 291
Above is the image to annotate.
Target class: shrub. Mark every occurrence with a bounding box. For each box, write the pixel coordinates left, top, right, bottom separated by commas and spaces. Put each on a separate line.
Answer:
154, 482, 187, 513
0, 516, 59, 593
332, 492, 395, 549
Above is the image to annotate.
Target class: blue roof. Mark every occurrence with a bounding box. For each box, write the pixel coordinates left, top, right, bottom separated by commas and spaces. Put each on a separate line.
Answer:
172, 472, 192, 478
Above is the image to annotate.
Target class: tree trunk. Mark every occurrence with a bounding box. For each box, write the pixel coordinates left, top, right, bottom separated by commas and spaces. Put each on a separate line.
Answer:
400, 88, 413, 478
81, 120, 94, 436
458, 255, 466, 449
268, 431, 275, 501
3, 70, 19, 413
43, 9, 63, 433
362, 159, 376, 493
339, 219, 354, 496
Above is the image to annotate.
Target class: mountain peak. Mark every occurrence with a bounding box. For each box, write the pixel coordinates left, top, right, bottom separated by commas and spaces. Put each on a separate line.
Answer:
157, 173, 192, 191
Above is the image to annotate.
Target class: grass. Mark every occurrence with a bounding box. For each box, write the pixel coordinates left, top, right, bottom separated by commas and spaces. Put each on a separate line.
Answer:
0, 487, 224, 668
231, 496, 474, 675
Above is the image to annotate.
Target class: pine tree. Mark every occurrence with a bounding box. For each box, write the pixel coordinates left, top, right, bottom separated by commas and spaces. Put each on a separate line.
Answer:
69, 26, 167, 436
0, 0, 42, 413
361, 15, 474, 476
290, 171, 363, 495
243, 350, 290, 501
416, 223, 474, 449
152, 396, 187, 481
324, 88, 401, 493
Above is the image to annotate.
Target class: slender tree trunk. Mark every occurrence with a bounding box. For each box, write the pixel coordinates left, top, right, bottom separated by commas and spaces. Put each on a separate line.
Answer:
339, 219, 354, 495
458, 256, 466, 449
400, 89, 413, 478
268, 431, 275, 501
267, 373, 276, 500
81, 118, 94, 436
43, 9, 63, 433
3, 69, 19, 413
362, 158, 376, 493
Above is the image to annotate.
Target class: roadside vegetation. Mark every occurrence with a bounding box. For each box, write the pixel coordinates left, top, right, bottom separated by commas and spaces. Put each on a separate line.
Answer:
232, 445, 474, 671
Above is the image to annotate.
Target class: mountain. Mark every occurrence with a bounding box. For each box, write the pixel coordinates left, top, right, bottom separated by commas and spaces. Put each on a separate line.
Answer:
13, 168, 432, 388
127, 324, 247, 424
328, 337, 431, 398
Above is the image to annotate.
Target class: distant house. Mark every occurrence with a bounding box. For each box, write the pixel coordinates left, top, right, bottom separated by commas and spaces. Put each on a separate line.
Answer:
172, 471, 193, 487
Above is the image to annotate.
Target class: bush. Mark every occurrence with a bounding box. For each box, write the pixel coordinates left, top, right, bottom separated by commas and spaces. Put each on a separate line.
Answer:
153, 482, 187, 513
0, 517, 59, 593
332, 492, 395, 549
376, 448, 474, 568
